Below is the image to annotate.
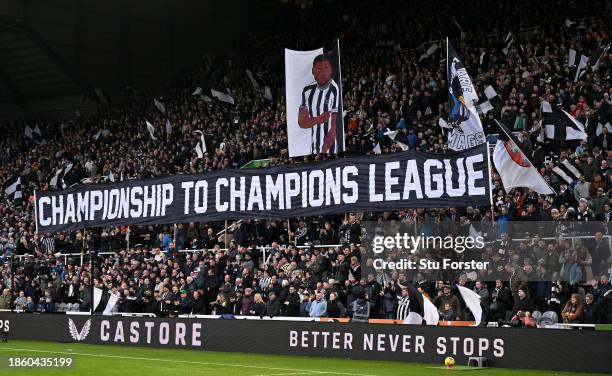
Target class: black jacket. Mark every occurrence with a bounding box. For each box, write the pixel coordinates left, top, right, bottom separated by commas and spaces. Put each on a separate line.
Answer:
282, 293, 300, 317
265, 299, 282, 317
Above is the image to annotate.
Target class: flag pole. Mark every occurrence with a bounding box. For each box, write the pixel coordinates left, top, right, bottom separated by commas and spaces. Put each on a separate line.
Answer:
485, 141, 495, 223
224, 220, 228, 248
173, 223, 177, 246
287, 219, 292, 245
126, 225, 130, 252
90, 250, 95, 316
33, 189, 39, 235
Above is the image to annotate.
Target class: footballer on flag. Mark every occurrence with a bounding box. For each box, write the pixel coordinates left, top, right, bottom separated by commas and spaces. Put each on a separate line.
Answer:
285, 40, 344, 157
493, 120, 555, 194
446, 39, 485, 151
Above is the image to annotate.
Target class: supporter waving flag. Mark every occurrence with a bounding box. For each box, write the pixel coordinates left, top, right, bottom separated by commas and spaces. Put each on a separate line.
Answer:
446, 39, 485, 151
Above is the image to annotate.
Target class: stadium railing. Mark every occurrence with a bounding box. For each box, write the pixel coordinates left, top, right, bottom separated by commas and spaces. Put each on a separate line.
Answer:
11, 233, 609, 267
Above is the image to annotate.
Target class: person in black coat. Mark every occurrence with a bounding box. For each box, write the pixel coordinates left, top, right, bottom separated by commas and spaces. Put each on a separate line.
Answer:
582, 293, 600, 323
512, 286, 534, 315
265, 291, 282, 317
325, 291, 346, 318
282, 285, 300, 317
191, 290, 205, 314
250, 293, 266, 316
490, 279, 512, 320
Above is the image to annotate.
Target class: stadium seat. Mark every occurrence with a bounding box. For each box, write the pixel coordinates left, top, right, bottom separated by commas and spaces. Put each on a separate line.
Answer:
540, 311, 558, 325
531, 311, 542, 325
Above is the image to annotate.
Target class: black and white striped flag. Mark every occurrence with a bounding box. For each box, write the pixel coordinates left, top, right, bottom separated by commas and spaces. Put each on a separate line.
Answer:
383, 130, 409, 151
4, 173, 22, 203
568, 49, 589, 82
49, 163, 73, 189
502, 31, 514, 55
476, 85, 501, 115
541, 101, 587, 140
25, 125, 43, 144
552, 158, 582, 184
193, 130, 207, 158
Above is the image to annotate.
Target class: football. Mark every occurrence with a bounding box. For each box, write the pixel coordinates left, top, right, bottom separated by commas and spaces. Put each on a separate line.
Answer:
444, 356, 455, 368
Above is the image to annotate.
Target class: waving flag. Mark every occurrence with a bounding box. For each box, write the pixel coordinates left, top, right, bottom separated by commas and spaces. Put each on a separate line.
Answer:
446, 39, 485, 150
493, 120, 555, 194
457, 285, 484, 326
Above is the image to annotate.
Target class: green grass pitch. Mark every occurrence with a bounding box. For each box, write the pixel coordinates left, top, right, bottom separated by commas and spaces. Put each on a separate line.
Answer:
0, 340, 606, 376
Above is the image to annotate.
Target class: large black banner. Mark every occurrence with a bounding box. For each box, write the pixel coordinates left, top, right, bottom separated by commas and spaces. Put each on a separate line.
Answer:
35, 144, 491, 233
1, 314, 610, 373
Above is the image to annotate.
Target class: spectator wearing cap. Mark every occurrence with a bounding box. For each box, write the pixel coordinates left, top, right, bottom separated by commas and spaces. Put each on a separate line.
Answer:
512, 286, 534, 316
265, 291, 281, 317
178, 289, 192, 314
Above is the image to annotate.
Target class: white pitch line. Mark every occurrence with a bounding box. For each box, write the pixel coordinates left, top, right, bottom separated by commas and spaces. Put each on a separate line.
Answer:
253, 373, 315, 376
0, 347, 376, 376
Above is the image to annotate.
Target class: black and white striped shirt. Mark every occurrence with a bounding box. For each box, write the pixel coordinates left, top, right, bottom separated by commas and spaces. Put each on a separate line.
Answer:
396, 296, 410, 321
301, 80, 340, 154
40, 235, 55, 253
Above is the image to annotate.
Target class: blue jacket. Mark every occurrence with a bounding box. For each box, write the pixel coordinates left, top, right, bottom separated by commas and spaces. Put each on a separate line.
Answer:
308, 299, 327, 317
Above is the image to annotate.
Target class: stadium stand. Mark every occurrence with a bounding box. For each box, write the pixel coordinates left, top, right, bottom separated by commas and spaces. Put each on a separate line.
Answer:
0, 0, 611, 325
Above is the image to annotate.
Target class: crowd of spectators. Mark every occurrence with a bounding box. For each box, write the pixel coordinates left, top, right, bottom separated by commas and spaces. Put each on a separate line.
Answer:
0, 0, 611, 325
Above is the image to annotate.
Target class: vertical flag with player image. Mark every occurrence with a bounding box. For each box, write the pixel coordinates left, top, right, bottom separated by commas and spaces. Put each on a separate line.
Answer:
446, 38, 486, 150
285, 40, 344, 157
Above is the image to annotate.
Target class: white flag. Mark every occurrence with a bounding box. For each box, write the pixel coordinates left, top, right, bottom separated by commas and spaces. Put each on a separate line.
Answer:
93, 129, 102, 141
246, 70, 260, 88
94, 88, 107, 103
153, 98, 166, 113
422, 295, 440, 326
211, 89, 235, 105
192, 87, 203, 96
457, 285, 483, 326
372, 143, 382, 155
193, 130, 207, 158
264, 86, 273, 101
493, 120, 555, 194
24, 125, 33, 139
165, 119, 172, 135
426, 43, 437, 56
93, 287, 103, 311
484, 85, 498, 100
146, 120, 157, 140
103, 292, 119, 315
